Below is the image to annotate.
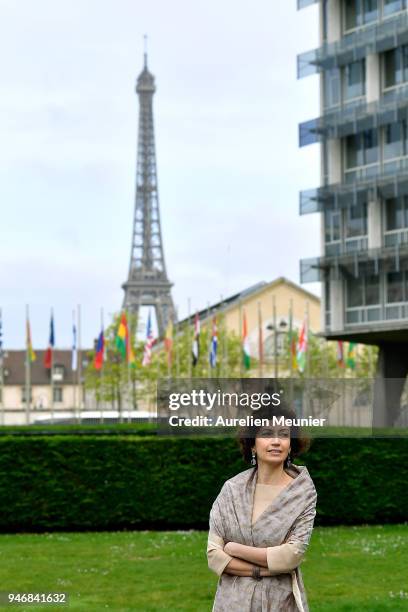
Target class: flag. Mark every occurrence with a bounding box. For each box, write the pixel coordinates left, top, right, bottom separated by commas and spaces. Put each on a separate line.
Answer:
288, 308, 297, 371
337, 341, 345, 367
142, 310, 154, 367
209, 316, 218, 368
26, 316, 36, 363
94, 330, 105, 370
164, 319, 173, 366
44, 313, 55, 369
258, 304, 263, 366
242, 311, 251, 370
0, 309, 4, 367
115, 312, 135, 364
347, 342, 356, 369
115, 312, 128, 359
296, 318, 308, 373
72, 322, 77, 371
192, 312, 200, 367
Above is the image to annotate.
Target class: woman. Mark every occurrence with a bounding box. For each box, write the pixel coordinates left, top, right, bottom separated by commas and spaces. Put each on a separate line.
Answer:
207, 404, 317, 611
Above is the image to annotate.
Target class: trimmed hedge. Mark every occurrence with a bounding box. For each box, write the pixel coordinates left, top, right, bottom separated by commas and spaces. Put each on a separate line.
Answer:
0, 435, 407, 532
0, 423, 156, 436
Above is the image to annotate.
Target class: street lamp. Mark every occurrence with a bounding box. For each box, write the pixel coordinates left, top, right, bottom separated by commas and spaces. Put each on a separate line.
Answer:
266, 319, 288, 378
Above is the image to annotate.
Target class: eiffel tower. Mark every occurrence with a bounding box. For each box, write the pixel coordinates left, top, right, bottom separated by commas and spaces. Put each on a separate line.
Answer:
122, 49, 175, 336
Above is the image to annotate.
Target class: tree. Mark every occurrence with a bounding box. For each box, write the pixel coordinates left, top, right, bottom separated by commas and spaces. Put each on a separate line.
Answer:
84, 311, 250, 411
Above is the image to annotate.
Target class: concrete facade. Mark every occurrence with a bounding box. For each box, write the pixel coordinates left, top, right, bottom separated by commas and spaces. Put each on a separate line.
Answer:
182, 277, 320, 366
298, 0, 408, 425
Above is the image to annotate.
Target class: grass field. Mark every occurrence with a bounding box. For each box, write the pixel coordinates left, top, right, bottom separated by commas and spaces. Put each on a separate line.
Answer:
0, 525, 407, 611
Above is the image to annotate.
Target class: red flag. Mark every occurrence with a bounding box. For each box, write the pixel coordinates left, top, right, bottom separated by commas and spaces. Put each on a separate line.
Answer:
337, 341, 344, 367
44, 313, 55, 369
94, 330, 104, 370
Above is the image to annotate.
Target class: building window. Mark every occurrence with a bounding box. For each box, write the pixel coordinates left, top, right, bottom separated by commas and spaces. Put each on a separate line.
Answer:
347, 276, 364, 307
346, 129, 379, 169
324, 209, 341, 248
384, 121, 408, 160
365, 275, 381, 305
322, 0, 328, 41
384, 45, 408, 89
343, 60, 366, 101
345, 203, 368, 238
52, 365, 65, 382
344, 0, 379, 31
263, 333, 285, 359
53, 387, 63, 403
324, 62, 366, 109
346, 275, 380, 307
324, 68, 341, 109
387, 271, 407, 302
383, 0, 407, 17
385, 196, 408, 230
325, 281, 331, 311
21, 387, 33, 403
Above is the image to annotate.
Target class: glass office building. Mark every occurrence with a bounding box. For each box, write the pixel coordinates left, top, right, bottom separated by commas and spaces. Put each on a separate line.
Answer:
298, 0, 408, 354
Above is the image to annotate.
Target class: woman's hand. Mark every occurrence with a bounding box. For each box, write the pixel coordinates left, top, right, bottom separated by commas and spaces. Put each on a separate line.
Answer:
224, 541, 269, 568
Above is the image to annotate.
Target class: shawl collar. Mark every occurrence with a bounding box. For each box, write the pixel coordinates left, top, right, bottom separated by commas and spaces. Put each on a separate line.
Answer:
223, 464, 316, 547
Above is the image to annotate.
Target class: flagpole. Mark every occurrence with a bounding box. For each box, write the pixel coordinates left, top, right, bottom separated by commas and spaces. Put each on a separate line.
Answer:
288, 299, 294, 407
72, 309, 77, 416
324, 338, 330, 379
133, 298, 141, 415
305, 301, 310, 379
100, 308, 104, 425
222, 295, 229, 377
166, 319, 171, 379
273, 296, 278, 379
258, 301, 263, 378
342, 340, 346, 426
50, 308, 54, 424
77, 304, 82, 424
289, 299, 294, 378
206, 302, 211, 379
155, 312, 160, 396
126, 308, 131, 424
175, 306, 180, 379
0, 308, 4, 426
188, 298, 192, 380
239, 300, 243, 378
25, 305, 31, 425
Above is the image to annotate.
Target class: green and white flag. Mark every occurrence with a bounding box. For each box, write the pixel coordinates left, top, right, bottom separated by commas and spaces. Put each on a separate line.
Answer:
242, 311, 251, 370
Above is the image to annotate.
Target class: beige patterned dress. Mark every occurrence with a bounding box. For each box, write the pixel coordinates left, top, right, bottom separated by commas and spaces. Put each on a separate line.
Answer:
208, 464, 317, 611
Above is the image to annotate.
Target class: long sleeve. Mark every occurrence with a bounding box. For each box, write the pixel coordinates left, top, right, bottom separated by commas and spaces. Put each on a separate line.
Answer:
207, 485, 232, 577
266, 492, 317, 574
266, 541, 304, 573
207, 529, 233, 577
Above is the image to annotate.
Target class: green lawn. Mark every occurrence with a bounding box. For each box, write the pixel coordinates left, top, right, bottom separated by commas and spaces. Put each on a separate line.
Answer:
0, 525, 406, 611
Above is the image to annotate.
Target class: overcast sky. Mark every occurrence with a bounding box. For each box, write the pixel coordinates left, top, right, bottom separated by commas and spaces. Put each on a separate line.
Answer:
1, 0, 320, 348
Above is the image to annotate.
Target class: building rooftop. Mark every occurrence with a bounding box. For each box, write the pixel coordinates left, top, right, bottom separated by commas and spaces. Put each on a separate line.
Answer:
2, 350, 90, 385
180, 277, 320, 326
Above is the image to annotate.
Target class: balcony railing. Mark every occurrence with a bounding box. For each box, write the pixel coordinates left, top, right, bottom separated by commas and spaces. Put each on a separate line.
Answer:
325, 237, 369, 256
384, 228, 408, 245
298, 12, 408, 78
300, 242, 408, 283
345, 306, 383, 325
299, 84, 408, 147
300, 163, 408, 214
345, 302, 408, 325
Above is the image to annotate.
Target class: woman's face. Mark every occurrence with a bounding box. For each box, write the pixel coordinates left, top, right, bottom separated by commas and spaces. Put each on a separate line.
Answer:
253, 424, 291, 467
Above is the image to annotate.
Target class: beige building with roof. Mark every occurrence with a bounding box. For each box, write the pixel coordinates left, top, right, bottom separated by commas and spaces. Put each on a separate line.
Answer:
183, 277, 321, 369
0, 350, 88, 424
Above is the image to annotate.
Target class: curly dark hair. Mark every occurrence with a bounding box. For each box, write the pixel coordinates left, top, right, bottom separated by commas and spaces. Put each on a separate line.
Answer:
237, 400, 311, 465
